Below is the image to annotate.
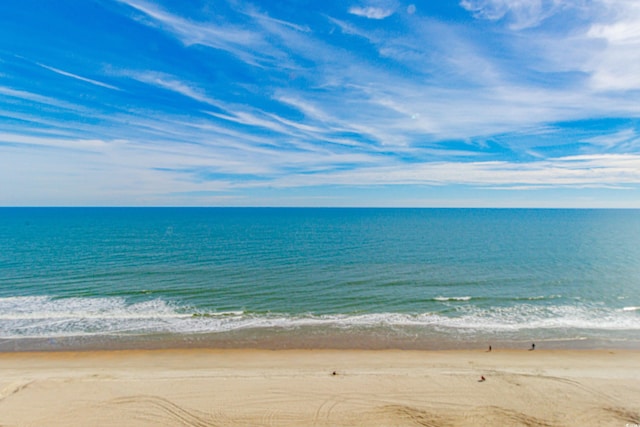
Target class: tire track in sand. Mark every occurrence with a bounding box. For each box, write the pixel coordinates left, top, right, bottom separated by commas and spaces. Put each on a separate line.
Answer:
109, 395, 215, 427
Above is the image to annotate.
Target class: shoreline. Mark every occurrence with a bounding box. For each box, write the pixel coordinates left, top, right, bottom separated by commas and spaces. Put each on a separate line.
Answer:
2, 328, 639, 353
1, 348, 638, 426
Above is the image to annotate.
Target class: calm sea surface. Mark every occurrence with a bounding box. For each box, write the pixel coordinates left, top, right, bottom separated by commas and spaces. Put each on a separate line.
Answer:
1, 208, 639, 350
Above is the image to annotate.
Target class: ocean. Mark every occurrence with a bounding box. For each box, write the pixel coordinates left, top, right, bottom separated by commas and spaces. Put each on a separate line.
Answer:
1, 208, 639, 351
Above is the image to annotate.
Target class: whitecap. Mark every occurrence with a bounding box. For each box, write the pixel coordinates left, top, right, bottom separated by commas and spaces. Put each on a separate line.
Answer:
434, 296, 472, 302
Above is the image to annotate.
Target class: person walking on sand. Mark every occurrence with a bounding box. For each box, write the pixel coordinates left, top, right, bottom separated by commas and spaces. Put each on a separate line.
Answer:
530, 343, 535, 351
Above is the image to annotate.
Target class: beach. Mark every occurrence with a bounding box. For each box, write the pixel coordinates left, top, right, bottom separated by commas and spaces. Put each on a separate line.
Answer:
2, 209, 639, 425
1, 348, 638, 426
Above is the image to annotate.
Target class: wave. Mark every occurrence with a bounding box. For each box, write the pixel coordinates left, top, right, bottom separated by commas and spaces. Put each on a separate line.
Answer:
0, 296, 188, 320
433, 296, 472, 302
432, 295, 563, 303
1, 296, 638, 340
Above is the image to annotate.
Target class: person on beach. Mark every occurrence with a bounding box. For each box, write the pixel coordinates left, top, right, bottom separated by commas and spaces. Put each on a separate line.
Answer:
530, 343, 535, 351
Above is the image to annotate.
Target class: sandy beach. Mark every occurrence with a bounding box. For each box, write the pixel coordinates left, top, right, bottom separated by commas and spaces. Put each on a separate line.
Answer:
1, 349, 638, 426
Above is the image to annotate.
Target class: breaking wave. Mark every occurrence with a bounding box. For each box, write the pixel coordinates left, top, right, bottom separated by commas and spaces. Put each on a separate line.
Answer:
1, 296, 638, 340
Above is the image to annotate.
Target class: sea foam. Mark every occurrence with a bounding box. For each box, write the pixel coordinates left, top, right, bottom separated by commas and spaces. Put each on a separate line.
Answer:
1, 296, 638, 340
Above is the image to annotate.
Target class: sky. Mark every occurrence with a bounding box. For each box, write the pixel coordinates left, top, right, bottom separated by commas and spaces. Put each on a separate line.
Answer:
1, 0, 640, 207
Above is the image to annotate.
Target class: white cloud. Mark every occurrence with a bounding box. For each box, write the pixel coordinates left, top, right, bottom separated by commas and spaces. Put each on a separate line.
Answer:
0, 86, 82, 111
116, 0, 272, 66
116, 0, 312, 71
107, 1, 640, 155
4, 0, 640, 207
263, 154, 640, 189
460, 0, 567, 30
118, 70, 222, 107
0, 132, 110, 153
348, 6, 394, 19
460, 0, 640, 91
115, 2, 595, 146
3, 126, 639, 205
584, 1, 640, 90
37, 63, 120, 91
242, 7, 311, 33
582, 128, 640, 151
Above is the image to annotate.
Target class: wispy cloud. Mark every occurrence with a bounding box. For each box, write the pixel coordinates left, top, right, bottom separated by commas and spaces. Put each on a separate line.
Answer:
460, 0, 640, 91
116, 0, 289, 68
119, 70, 222, 106
582, 128, 640, 152
264, 154, 640, 189
37, 63, 120, 91
348, 6, 395, 20
2, 0, 639, 206
459, 0, 569, 30
0, 86, 83, 111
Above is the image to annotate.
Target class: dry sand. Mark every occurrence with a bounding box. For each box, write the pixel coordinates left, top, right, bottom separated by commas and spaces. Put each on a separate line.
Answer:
1, 349, 639, 426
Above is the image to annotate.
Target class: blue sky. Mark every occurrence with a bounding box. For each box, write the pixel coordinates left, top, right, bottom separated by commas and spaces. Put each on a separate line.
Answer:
1, 0, 640, 207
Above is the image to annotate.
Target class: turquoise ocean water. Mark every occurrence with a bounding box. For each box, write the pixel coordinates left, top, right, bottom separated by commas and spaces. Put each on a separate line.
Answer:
1, 208, 639, 351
